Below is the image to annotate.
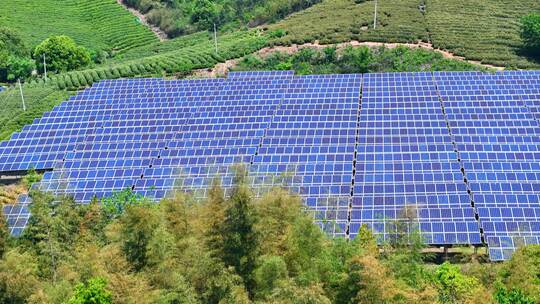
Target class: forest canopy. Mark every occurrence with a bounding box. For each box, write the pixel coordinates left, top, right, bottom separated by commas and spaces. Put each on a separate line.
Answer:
0, 168, 538, 303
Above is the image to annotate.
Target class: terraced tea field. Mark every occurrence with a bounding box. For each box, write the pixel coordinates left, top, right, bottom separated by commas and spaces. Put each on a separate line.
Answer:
426, 0, 540, 68
0, 86, 71, 141
0, 0, 158, 52
270, 0, 540, 68
268, 0, 428, 45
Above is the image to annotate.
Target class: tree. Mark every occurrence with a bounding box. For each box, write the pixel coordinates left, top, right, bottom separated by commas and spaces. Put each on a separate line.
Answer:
66, 277, 112, 304
494, 284, 534, 304
433, 262, 481, 304
204, 178, 227, 256
520, 13, 540, 50
22, 192, 86, 282
33, 35, 91, 73
191, 0, 221, 30
220, 165, 259, 295
267, 280, 331, 304
118, 204, 159, 271
254, 255, 288, 299
0, 249, 41, 304
0, 27, 28, 57
101, 188, 147, 220
339, 46, 372, 73
2, 55, 35, 81
0, 27, 34, 82
22, 167, 41, 189
499, 245, 540, 302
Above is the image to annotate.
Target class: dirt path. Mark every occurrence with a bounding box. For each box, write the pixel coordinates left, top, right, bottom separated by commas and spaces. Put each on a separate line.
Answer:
193, 40, 505, 78
116, 0, 168, 41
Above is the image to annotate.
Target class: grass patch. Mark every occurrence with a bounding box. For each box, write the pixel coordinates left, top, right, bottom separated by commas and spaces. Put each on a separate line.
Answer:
0, 0, 158, 53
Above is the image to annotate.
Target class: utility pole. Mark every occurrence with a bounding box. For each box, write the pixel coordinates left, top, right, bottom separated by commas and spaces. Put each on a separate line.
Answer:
213, 23, 218, 54
43, 54, 47, 80
373, 0, 378, 29
18, 79, 26, 111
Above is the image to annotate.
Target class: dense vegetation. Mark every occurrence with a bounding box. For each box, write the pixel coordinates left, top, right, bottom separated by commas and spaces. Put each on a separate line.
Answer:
0, 0, 157, 54
123, 0, 322, 37
0, 169, 538, 303
234, 46, 486, 75
269, 0, 540, 68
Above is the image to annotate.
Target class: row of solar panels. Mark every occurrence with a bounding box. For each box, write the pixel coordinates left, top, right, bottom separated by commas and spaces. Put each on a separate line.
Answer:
2, 70, 540, 261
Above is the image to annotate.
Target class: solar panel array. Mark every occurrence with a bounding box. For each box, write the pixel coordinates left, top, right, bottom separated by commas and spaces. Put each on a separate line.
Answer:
1, 70, 540, 260
435, 71, 540, 260
351, 73, 481, 246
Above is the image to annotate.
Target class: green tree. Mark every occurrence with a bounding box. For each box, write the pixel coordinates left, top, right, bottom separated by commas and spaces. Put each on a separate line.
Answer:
118, 204, 159, 271
22, 167, 42, 189
267, 280, 331, 304
494, 284, 534, 304
66, 277, 112, 304
433, 262, 479, 304
101, 188, 147, 220
191, 0, 221, 30
339, 46, 372, 73
22, 192, 85, 282
33, 35, 91, 73
2, 56, 35, 81
204, 177, 227, 257
499, 245, 540, 302
520, 13, 540, 50
0, 27, 34, 82
0, 249, 41, 304
383, 205, 429, 288
0, 27, 28, 57
254, 255, 288, 299
220, 165, 259, 295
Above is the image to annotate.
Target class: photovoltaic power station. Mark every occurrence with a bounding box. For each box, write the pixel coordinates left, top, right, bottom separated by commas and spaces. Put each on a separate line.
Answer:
1, 70, 540, 261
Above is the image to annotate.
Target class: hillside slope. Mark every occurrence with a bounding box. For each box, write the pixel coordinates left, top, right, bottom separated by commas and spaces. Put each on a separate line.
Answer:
269, 0, 540, 68
0, 0, 158, 53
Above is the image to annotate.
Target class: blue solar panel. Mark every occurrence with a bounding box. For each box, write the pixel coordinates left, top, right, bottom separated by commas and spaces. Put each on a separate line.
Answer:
2, 70, 540, 261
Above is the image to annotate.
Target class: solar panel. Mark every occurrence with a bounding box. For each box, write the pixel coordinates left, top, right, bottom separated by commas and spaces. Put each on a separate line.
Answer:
2, 70, 540, 261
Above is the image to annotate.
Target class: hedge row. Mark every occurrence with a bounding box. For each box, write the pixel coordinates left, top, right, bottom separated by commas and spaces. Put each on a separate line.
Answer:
25, 30, 267, 90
